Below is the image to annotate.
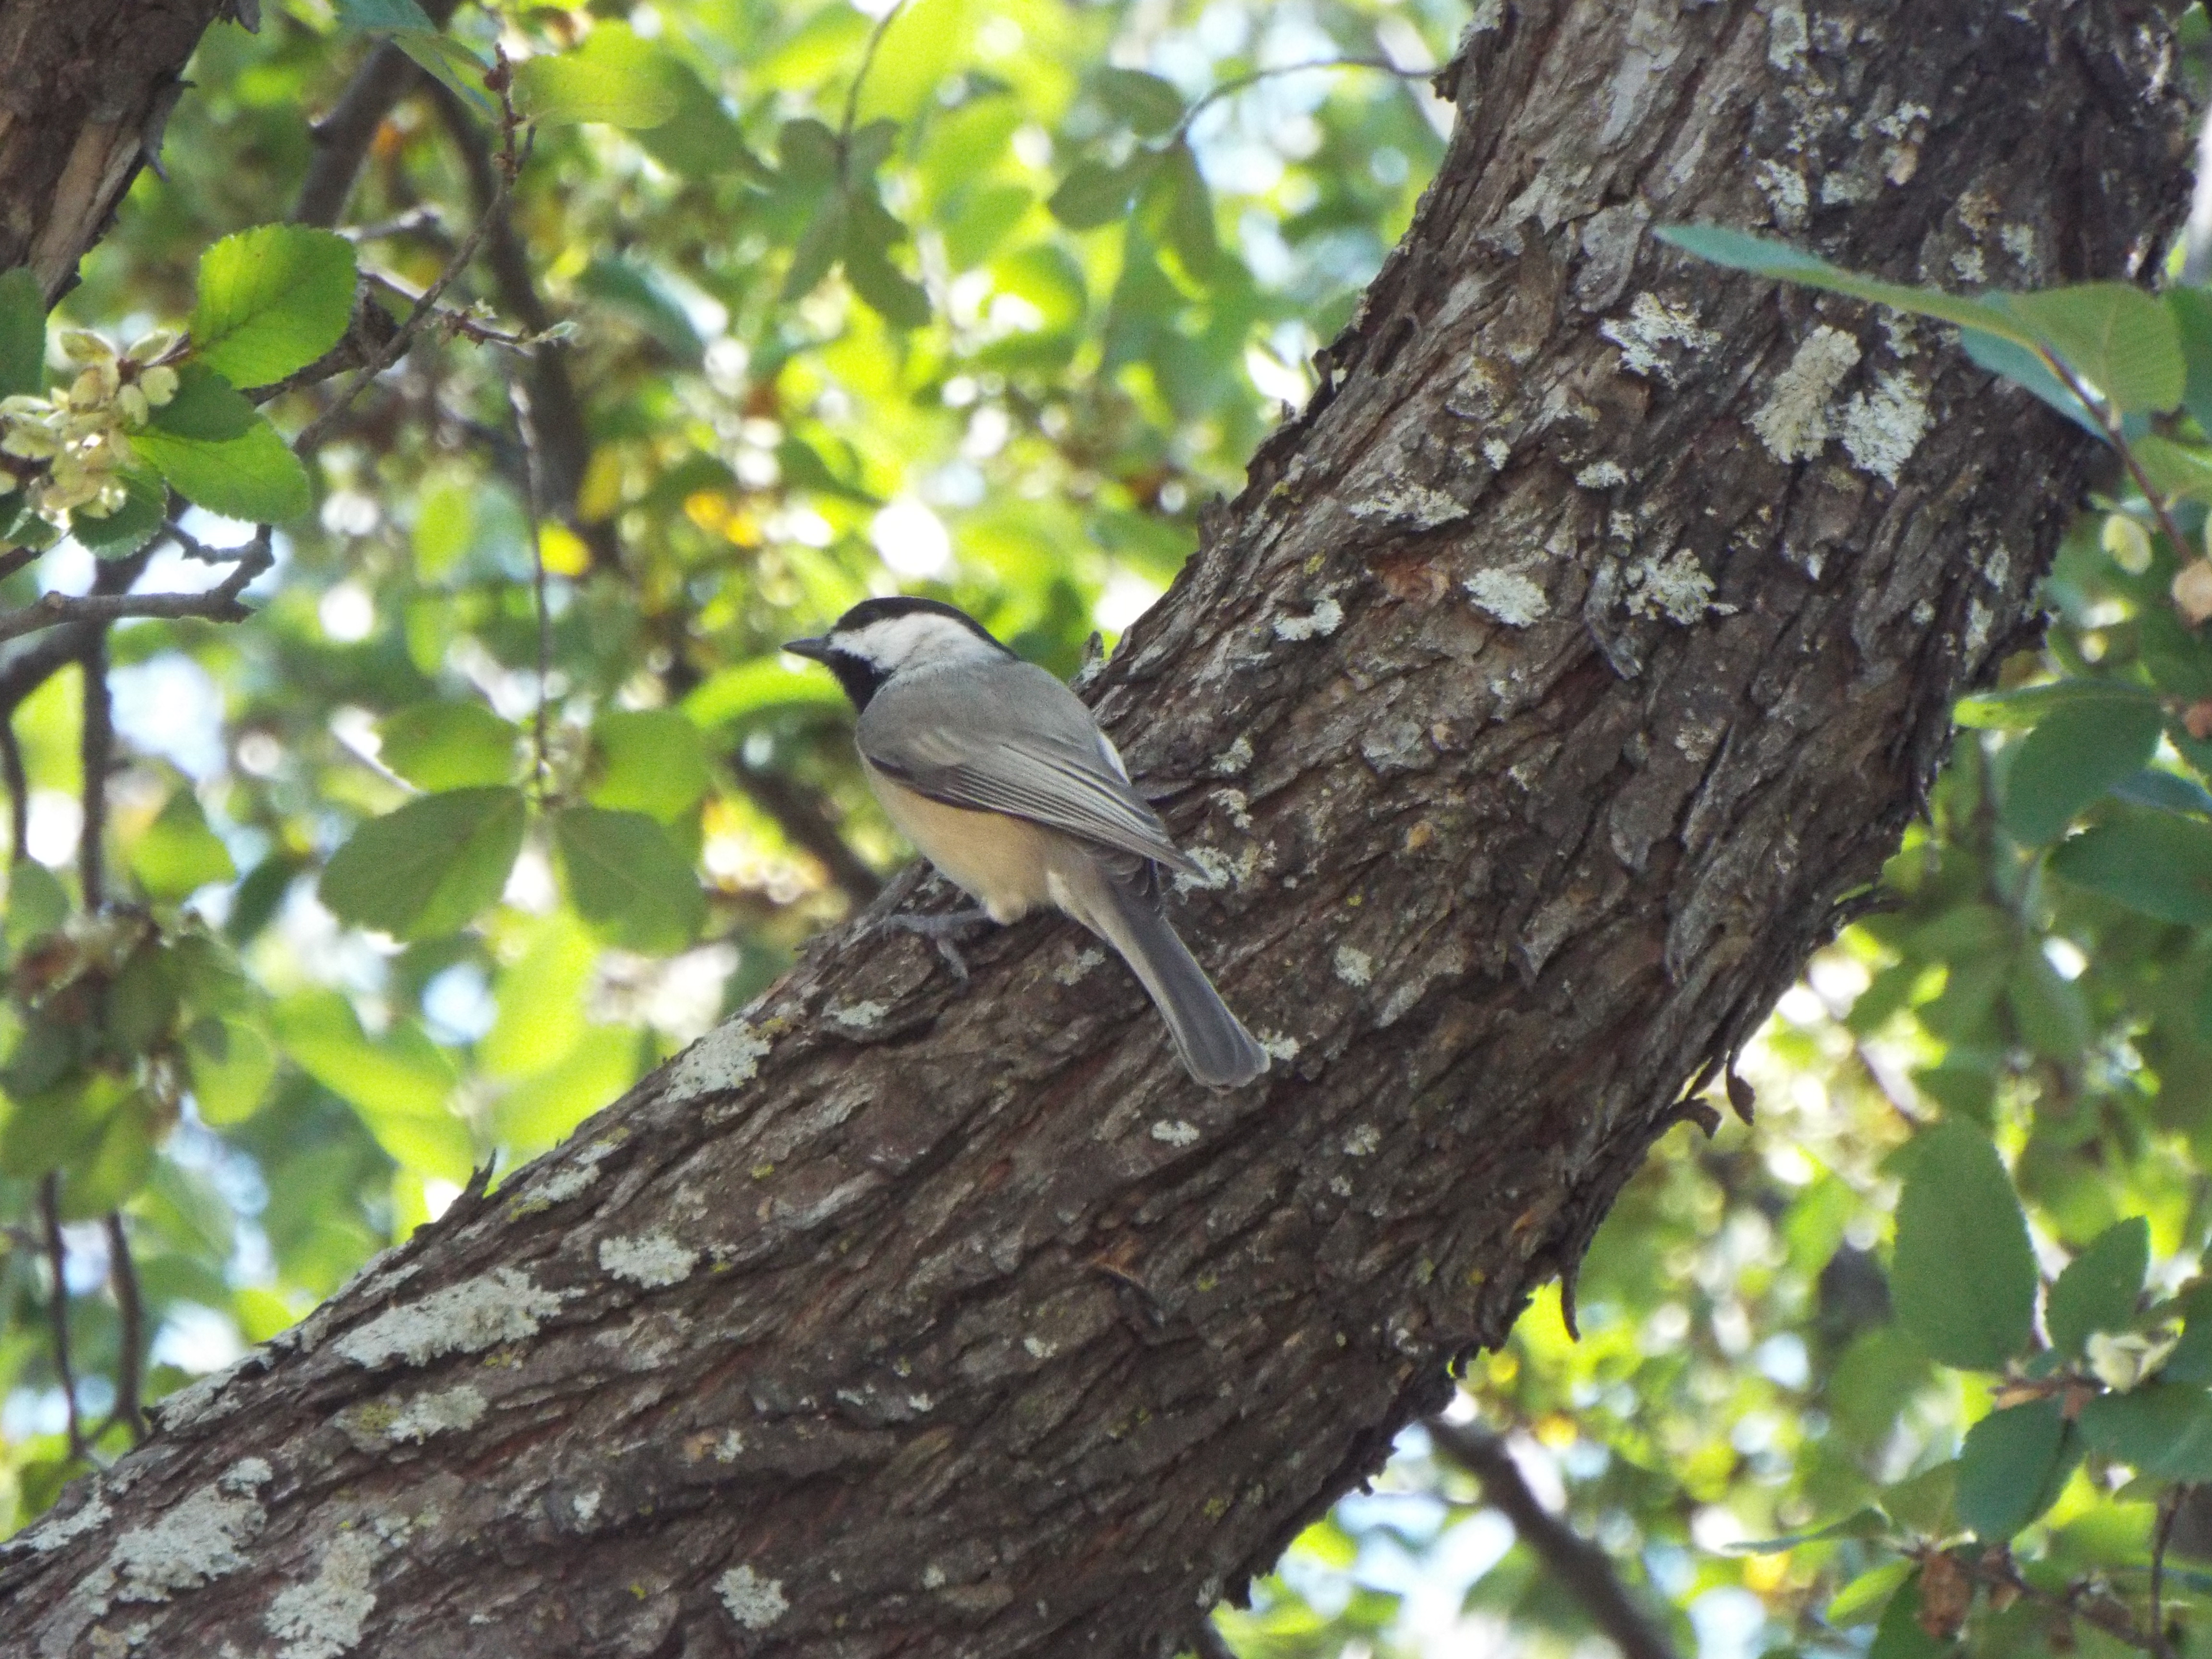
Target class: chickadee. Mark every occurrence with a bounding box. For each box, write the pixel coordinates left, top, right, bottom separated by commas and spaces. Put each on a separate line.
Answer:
786, 597, 1269, 1090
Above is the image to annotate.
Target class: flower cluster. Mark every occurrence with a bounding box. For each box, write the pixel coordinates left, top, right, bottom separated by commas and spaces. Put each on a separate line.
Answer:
0, 329, 181, 525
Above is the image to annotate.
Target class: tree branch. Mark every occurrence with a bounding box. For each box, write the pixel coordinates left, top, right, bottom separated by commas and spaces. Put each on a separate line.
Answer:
289, 0, 463, 231
77, 630, 109, 910
101, 1213, 145, 1446
36, 1178, 82, 1462
1, 716, 27, 866
1427, 1420, 1681, 1659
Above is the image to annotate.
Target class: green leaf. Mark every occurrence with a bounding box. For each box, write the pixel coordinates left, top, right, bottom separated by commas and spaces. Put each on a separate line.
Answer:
636, 65, 769, 181
184, 1016, 277, 1127
1891, 1121, 2037, 1369
2004, 950, 2090, 1062
273, 991, 471, 1181
71, 467, 167, 559
390, 31, 496, 119
375, 701, 519, 792
2168, 286, 2212, 434
681, 658, 845, 726
552, 805, 705, 954
332, 0, 433, 27
480, 909, 595, 1081
1049, 152, 1163, 230
514, 25, 682, 129
576, 257, 705, 363
1161, 142, 1218, 276
127, 789, 237, 901
0, 266, 45, 398
1727, 1508, 1891, 1552
131, 417, 313, 524
317, 786, 526, 939
1999, 697, 2164, 843
1827, 1560, 1913, 1626
2077, 1382, 2212, 1480
2166, 1285, 2212, 1385
1880, 1459, 1959, 1539
58, 1090, 160, 1221
776, 117, 841, 185
2047, 1217, 2150, 1356
492, 1023, 639, 1150
1959, 327, 2101, 435
0, 1071, 117, 1181
2003, 283, 2184, 414
2127, 433, 2212, 505
782, 195, 849, 302
1866, 1575, 1954, 1659
190, 225, 357, 386
1094, 67, 1186, 136
1955, 1398, 2073, 1539
2049, 812, 2212, 926
1656, 224, 2033, 346
587, 709, 710, 821
842, 216, 932, 329
146, 363, 256, 442
7, 860, 68, 950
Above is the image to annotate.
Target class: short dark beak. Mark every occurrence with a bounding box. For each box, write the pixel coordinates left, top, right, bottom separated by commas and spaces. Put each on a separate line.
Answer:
783, 637, 831, 662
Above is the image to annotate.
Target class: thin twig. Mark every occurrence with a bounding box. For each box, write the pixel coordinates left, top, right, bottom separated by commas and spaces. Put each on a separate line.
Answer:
101, 1212, 145, 1444
38, 1177, 83, 1460
78, 630, 109, 909
1173, 55, 1437, 142
1936, 1545, 2157, 1652
292, 117, 530, 459
1427, 1419, 1680, 1659
2039, 349, 2193, 564
511, 377, 552, 795
2150, 1488, 2182, 1659
0, 548, 156, 717
837, 0, 909, 177
0, 556, 270, 649
0, 545, 41, 585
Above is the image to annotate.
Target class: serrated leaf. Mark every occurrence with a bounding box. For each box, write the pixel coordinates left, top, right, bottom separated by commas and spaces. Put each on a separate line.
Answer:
587, 709, 710, 821
2003, 283, 2184, 415
147, 363, 256, 442
390, 30, 496, 119
1656, 224, 2034, 346
190, 225, 357, 386
131, 417, 312, 523
1892, 1121, 2037, 1369
1956, 1398, 2074, 1539
317, 786, 525, 939
2077, 1382, 2212, 1480
0, 267, 45, 399
1094, 67, 1186, 136
127, 789, 236, 901
332, 0, 433, 28
2048, 1217, 2150, 1356
2049, 812, 2212, 926
1999, 697, 2163, 843
514, 25, 681, 129
553, 805, 704, 954
71, 468, 167, 559
376, 700, 519, 792
1049, 152, 1163, 230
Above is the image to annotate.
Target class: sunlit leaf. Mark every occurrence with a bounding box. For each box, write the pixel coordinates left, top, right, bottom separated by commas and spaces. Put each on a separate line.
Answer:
131, 417, 313, 523
127, 789, 236, 901
376, 701, 520, 792
587, 709, 711, 822
2004, 283, 2183, 414
514, 25, 682, 129
317, 786, 526, 939
552, 805, 705, 954
190, 225, 357, 387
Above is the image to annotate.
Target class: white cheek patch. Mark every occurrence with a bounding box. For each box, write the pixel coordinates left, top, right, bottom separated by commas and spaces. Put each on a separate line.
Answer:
843, 613, 995, 673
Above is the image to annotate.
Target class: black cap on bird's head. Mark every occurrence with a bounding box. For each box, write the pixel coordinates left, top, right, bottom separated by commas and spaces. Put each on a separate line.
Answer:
785, 597, 1011, 710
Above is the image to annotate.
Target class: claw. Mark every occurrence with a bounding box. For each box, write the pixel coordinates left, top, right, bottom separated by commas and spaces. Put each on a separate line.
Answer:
880, 906, 994, 985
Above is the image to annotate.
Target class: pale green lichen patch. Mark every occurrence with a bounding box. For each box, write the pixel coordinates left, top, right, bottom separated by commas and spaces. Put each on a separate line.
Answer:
1464, 569, 1550, 627
332, 1269, 571, 1370
718, 1564, 789, 1630
110, 1458, 273, 1603
264, 1530, 380, 1659
1749, 326, 1861, 463
665, 1019, 770, 1100
598, 1232, 700, 1288
385, 1384, 487, 1443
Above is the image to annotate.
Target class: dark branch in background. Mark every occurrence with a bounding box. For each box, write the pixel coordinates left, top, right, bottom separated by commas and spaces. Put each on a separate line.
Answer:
1184, 1618, 1239, 1659
0, 546, 40, 587
101, 1212, 144, 1444
1427, 1420, 1681, 1659
290, 0, 464, 231
1935, 1545, 2157, 1652
1, 719, 26, 865
78, 629, 109, 910
2150, 1489, 2182, 1659
0, 547, 155, 719
424, 82, 596, 534
36, 1178, 82, 1461
511, 378, 553, 795
0, 547, 268, 648
733, 758, 883, 904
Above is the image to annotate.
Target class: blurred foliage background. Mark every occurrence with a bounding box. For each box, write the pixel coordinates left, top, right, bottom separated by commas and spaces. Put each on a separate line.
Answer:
10, 2, 2212, 1658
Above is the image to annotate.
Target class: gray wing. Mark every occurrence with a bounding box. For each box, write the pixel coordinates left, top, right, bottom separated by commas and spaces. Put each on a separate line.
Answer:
857, 659, 1199, 876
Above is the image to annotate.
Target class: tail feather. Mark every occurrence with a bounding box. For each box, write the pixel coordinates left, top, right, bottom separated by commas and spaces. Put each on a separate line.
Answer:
1083, 872, 1269, 1090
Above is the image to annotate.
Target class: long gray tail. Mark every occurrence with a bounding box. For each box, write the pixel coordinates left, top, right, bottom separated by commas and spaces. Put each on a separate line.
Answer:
1085, 874, 1270, 1090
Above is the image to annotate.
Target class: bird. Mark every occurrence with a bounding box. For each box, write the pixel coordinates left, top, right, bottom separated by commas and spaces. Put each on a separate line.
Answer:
785, 596, 1270, 1090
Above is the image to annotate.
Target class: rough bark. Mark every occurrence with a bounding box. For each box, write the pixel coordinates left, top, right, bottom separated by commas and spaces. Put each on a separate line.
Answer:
0, 0, 233, 302
0, 2, 2189, 1656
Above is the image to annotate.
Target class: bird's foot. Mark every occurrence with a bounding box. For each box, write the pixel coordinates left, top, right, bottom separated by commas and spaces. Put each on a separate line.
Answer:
878, 906, 995, 983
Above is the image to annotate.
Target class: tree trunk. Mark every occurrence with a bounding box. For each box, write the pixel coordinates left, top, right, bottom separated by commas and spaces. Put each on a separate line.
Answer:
0, 2, 2187, 1655
0, 0, 233, 301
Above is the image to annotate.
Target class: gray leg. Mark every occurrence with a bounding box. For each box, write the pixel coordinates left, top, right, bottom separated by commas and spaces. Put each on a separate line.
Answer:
880, 906, 994, 982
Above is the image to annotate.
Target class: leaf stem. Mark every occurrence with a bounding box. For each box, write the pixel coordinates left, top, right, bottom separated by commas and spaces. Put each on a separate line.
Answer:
836, 0, 908, 182
1172, 55, 1438, 143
